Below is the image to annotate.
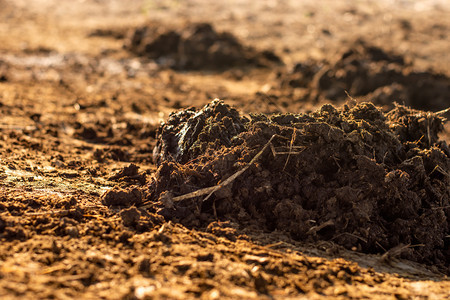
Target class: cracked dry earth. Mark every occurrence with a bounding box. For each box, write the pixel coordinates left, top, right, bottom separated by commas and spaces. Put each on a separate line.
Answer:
0, 0, 450, 299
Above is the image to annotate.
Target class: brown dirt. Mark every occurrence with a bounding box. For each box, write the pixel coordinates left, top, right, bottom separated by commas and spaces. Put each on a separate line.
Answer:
1, 0, 450, 299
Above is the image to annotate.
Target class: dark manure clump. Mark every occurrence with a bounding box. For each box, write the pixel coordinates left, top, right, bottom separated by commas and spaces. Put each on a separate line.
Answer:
280, 40, 450, 111
124, 22, 282, 71
146, 100, 450, 274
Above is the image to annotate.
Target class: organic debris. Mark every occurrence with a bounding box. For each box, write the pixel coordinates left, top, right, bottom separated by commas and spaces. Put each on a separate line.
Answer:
147, 100, 450, 274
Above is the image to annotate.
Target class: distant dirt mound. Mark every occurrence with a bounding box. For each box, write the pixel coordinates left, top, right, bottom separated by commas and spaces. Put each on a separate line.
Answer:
142, 100, 449, 274
281, 40, 450, 111
125, 22, 282, 70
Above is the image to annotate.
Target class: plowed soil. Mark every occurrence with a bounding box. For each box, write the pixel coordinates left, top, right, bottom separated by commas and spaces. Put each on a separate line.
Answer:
1, 0, 449, 299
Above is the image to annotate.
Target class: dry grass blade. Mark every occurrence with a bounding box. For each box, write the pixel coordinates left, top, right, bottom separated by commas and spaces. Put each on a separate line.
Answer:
435, 107, 450, 117
331, 232, 368, 244
282, 129, 297, 172
306, 220, 334, 235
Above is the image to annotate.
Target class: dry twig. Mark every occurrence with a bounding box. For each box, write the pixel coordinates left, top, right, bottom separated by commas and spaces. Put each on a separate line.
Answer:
143, 132, 309, 210
141, 134, 278, 209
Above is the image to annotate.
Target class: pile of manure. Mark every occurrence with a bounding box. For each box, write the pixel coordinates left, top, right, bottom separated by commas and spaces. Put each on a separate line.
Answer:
141, 100, 449, 273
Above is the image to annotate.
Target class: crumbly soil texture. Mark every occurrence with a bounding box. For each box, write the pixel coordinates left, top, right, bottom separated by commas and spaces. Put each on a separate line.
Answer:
148, 100, 450, 274
1, 0, 450, 299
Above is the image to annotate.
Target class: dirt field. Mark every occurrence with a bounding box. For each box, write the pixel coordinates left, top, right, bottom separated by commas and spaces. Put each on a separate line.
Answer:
0, 0, 449, 299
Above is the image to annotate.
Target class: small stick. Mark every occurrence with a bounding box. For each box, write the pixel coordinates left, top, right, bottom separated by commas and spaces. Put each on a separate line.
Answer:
429, 165, 449, 177
375, 241, 387, 252
265, 241, 285, 248
165, 186, 217, 203
202, 134, 277, 202
141, 135, 278, 208
270, 142, 277, 157
344, 90, 356, 102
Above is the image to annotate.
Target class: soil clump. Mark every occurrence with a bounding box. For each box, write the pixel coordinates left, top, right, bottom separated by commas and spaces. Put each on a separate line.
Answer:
125, 22, 282, 70
147, 100, 450, 274
280, 40, 450, 111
